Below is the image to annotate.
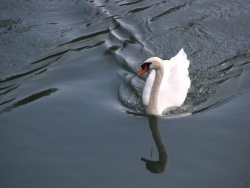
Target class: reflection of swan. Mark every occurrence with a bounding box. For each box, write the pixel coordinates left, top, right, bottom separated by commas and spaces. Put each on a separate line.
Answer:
141, 116, 168, 173
138, 49, 190, 116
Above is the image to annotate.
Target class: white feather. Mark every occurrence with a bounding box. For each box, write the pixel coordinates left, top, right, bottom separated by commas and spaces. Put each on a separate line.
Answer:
142, 48, 190, 115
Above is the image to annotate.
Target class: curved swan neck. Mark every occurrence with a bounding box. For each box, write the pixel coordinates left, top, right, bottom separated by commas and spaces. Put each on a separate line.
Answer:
147, 68, 164, 115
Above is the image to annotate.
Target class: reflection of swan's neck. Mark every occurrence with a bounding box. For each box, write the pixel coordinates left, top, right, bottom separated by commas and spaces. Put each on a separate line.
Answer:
147, 69, 164, 115
141, 116, 168, 174
149, 117, 167, 163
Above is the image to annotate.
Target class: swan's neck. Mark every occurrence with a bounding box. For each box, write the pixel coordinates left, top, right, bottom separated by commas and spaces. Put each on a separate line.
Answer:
147, 68, 164, 115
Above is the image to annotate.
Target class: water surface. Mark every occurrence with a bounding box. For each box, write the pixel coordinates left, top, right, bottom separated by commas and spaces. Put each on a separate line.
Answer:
1, 0, 250, 187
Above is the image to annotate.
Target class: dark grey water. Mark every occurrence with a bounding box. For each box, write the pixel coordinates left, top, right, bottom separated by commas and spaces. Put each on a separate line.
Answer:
1, 0, 250, 187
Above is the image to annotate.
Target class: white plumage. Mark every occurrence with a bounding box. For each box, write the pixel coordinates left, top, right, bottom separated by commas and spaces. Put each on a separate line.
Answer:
138, 49, 190, 115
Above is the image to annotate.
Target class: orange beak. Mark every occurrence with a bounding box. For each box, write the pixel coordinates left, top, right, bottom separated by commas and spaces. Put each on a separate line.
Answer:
138, 66, 149, 76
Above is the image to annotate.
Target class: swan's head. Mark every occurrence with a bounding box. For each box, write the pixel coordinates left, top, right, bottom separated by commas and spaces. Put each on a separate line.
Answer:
138, 57, 164, 76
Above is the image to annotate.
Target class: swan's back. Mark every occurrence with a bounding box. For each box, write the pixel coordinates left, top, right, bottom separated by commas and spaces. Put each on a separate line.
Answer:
142, 49, 190, 114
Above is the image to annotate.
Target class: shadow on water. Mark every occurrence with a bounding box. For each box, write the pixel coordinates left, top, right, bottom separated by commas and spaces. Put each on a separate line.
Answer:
0, 88, 58, 114
141, 116, 168, 174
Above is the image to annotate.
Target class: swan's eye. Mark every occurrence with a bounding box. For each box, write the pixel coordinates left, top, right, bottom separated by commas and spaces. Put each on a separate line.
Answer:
141, 62, 152, 69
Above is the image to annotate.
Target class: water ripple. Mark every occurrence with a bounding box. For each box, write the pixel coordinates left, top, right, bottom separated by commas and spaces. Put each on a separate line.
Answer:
0, 0, 250, 117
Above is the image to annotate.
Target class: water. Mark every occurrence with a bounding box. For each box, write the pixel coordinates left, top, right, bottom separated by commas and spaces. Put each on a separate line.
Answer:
1, 0, 250, 187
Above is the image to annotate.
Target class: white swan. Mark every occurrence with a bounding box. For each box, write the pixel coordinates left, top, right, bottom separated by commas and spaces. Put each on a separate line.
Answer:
138, 48, 190, 116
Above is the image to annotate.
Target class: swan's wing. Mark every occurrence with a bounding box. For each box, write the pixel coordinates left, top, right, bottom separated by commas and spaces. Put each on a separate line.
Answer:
168, 49, 190, 86
142, 70, 155, 105
169, 48, 189, 69
158, 49, 190, 112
